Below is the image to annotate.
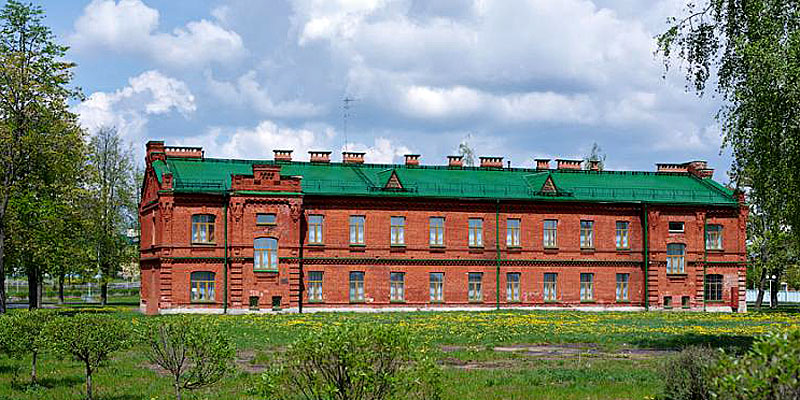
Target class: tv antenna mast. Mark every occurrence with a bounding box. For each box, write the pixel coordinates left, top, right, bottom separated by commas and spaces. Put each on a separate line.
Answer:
342, 96, 358, 151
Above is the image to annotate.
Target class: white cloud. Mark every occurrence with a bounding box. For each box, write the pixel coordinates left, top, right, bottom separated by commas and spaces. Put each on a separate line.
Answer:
74, 70, 195, 141
205, 71, 324, 118
71, 0, 245, 68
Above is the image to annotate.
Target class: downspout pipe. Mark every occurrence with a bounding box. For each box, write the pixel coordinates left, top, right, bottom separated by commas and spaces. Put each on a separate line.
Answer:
703, 210, 708, 312
223, 194, 229, 314
643, 203, 649, 311
495, 200, 501, 311
298, 207, 305, 314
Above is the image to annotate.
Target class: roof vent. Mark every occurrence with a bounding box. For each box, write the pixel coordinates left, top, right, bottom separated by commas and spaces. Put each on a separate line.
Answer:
556, 159, 581, 170
164, 146, 204, 159
479, 156, 503, 168
447, 155, 463, 168
404, 154, 420, 166
343, 151, 365, 164
273, 149, 293, 162
309, 151, 331, 163
656, 163, 688, 173
535, 159, 550, 170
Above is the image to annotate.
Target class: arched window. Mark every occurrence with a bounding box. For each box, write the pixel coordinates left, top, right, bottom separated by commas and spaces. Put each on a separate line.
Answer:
705, 274, 724, 301
254, 237, 278, 271
666, 243, 686, 274
192, 214, 215, 243
190, 271, 215, 302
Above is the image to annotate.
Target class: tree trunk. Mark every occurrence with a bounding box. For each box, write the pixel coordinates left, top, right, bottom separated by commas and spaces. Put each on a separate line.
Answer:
175, 380, 182, 400
100, 281, 108, 306
85, 363, 93, 400
31, 351, 37, 383
58, 273, 65, 304
755, 268, 767, 310
770, 279, 779, 309
27, 264, 39, 310
0, 224, 6, 314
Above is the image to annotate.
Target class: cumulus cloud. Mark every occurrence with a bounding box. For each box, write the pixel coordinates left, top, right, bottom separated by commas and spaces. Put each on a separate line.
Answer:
205, 71, 324, 118
71, 0, 245, 68
74, 70, 196, 141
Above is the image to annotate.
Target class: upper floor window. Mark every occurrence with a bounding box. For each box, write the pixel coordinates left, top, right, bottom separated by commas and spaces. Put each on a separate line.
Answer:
256, 213, 277, 226
349, 216, 365, 245
507, 219, 521, 247
666, 243, 686, 274
390, 217, 405, 246
706, 225, 723, 250
616, 221, 630, 249
543, 220, 558, 248
254, 238, 278, 271
668, 221, 685, 233
308, 215, 324, 244
190, 271, 215, 302
580, 220, 594, 249
468, 218, 483, 247
191, 214, 215, 244
430, 217, 445, 246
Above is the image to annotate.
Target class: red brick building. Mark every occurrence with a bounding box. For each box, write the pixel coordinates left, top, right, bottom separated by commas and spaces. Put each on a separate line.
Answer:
139, 141, 747, 315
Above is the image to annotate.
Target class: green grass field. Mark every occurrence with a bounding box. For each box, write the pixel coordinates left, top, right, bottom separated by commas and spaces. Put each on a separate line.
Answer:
1, 306, 798, 400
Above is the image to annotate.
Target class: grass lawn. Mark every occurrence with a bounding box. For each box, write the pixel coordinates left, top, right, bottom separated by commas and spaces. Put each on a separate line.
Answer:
1, 307, 799, 399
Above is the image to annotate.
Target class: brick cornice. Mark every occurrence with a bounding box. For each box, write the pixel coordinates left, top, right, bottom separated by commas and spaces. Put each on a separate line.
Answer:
280, 257, 641, 267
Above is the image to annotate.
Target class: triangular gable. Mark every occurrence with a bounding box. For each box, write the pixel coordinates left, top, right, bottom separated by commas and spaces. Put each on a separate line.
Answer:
383, 170, 404, 190
541, 175, 557, 194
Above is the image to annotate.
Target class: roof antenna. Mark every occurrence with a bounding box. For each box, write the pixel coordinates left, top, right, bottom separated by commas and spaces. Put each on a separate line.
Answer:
343, 96, 358, 152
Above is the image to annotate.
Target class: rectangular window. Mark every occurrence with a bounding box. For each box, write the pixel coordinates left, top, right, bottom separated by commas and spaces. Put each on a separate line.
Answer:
543, 273, 558, 302
580, 273, 594, 301
682, 296, 690, 309
390, 272, 405, 301
543, 220, 558, 248
429, 217, 445, 246
506, 218, 521, 247
664, 296, 673, 309
191, 215, 215, 243
705, 274, 723, 301
256, 213, 276, 225
666, 243, 686, 274
308, 215, 324, 244
430, 273, 444, 302
580, 220, 594, 249
190, 271, 215, 302
706, 225, 723, 250
616, 221, 630, 249
349, 271, 365, 302
669, 221, 685, 233
468, 218, 483, 247
308, 271, 323, 302
468, 273, 483, 302
506, 273, 520, 302
616, 273, 629, 301
349, 216, 365, 245
390, 217, 405, 246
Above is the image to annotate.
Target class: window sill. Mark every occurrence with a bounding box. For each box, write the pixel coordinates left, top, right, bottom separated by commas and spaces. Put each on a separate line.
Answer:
390, 300, 406, 303
507, 300, 521, 303
349, 300, 366, 304
580, 247, 595, 252
429, 300, 445, 304
256, 223, 277, 227
580, 300, 596, 303
705, 300, 725, 303
349, 243, 366, 247
706, 248, 724, 252
429, 245, 446, 248
616, 248, 632, 253
544, 300, 560, 303
469, 300, 484, 304
543, 248, 559, 254
616, 300, 630, 303
190, 300, 216, 304
667, 273, 688, 278
191, 242, 216, 246
664, 307, 673, 310
307, 300, 325, 303
469, 245, 484, 249
306, 243, 325, 247
390, 244, 406, 248
254, 269, 279, 273
507, 246, 522, 249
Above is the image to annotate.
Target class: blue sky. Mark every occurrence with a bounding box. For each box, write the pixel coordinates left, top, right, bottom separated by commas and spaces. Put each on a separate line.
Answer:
38, 0, 730, 179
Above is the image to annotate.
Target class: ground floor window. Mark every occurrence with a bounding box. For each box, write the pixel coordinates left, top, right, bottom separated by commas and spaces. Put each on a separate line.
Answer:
616, 273, 629, 301
507, 273, 520, 302
664, 296, 673, 309
580, 273, 594, 301
468, 273, 483, 302
705, 274, 723, 301
543, 273, 557, 301
349, 271, 364, 302
430, 273, 444, 302
390, 272, 405, 301
308, 271, 323, 302
190, 271, 215, 302
682, 296, 690, 308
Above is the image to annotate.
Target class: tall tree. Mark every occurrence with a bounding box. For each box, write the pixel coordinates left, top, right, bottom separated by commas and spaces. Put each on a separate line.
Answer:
658, 1, 800, 241
747, 204, 797, 308
88, 127, 136, 306
0, 1, 81, 312
457, 135, 476, 167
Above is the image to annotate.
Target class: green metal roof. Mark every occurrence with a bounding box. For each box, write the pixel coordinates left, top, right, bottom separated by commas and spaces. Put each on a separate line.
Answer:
152, 157, 739, 206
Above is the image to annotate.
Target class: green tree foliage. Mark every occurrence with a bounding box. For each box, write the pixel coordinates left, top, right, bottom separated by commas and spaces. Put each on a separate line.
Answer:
661, 346, 719, 400
255, 324, 442, 400
711, 330, 800, 399
457, 135, 476, 167
141, 317, 235, 400
87, 126, 137, 305
747, 204, 798, 308
582, 142, 606, 170
0, 0, 83, 313
658, 1, 800, 241
46, 313, 131, 400
0, 309, 55, 383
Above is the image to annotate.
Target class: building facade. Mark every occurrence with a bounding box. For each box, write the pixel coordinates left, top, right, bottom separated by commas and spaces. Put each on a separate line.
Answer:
139, 141, 747, 315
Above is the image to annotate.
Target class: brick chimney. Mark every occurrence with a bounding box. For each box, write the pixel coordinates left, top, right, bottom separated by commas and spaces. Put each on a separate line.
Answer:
309, 151, 331, 163
404, 154, 420, 166
556, 159, 582, 170
164, 145, 203, 159
535, 159, 550, 170
273, 149, 293, 162
588, 160, 600, 171
656, 163, 689, 173
686, 160, 714, 178
479, 156, 503, 168
448, 155, 463, 168
342, 151, 365, 164
146, 140, 166, 164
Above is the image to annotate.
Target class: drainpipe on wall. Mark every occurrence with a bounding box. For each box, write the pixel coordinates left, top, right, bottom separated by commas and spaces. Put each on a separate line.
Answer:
495, 200, 501, 311
643, 203, 649, 311
223, 195, 229, 315
703, 210, 708, 312
298, 207, 305, 314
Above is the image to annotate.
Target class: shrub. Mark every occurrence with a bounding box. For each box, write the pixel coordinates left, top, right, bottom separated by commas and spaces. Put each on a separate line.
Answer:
711, 330, 800, 400
660, 346, 719, 400
254, 323, 441, 400
0, 309, 55, 383
140, 316, 235, 400
46, 313, 131, 400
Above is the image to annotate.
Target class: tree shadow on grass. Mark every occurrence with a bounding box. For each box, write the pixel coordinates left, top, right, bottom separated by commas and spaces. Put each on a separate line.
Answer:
98, 394, 146, 400
632, 333, 754, 354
